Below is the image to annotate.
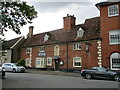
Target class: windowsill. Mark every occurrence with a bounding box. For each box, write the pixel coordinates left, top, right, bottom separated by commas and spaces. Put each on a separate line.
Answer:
73, 66, 82, 67
73, 49, 81, 51
108, 14, 119, 17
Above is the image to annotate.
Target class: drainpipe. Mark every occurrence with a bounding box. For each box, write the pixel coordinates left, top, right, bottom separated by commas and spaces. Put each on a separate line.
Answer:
66, 43, 69, 69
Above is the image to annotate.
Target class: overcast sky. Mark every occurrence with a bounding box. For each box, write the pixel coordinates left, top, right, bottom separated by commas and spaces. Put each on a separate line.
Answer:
3, 0, 106, 40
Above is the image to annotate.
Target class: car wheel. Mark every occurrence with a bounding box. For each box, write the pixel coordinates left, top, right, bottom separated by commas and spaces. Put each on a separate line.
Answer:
13, 69, 16, 73
85, 74, 92, 79
114, 75, 120, 82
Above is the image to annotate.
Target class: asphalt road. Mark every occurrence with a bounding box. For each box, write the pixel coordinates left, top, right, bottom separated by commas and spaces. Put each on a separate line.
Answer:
2, 72, 119, 88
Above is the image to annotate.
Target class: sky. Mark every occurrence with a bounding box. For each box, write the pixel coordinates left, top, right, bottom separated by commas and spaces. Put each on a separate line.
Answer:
3, 0, 106, 40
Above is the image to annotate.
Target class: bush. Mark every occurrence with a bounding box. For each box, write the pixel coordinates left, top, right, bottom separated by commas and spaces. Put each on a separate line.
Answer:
17, 59, 25, 67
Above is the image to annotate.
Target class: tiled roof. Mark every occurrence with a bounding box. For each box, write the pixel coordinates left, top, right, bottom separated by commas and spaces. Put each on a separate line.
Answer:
22, 17, 100, 48
2, 37, 21, 50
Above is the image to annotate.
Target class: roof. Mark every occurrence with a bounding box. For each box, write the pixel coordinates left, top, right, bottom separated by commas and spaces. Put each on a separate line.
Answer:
2, 37, 22, 50
22, 17, 100, 48
96, 1, 120, 9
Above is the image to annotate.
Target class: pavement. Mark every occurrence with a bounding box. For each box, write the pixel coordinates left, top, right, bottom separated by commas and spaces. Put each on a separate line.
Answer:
26, 69, 81, 77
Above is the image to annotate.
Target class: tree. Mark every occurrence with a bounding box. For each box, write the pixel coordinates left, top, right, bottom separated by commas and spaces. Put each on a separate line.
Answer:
0, 1, 37, 35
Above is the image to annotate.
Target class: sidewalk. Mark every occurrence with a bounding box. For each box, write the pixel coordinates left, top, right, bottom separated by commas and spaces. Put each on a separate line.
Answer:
26, 69, 81, 77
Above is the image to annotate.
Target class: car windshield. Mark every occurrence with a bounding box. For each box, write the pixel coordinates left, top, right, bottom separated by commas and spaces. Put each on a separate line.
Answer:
14, 63, 22, 66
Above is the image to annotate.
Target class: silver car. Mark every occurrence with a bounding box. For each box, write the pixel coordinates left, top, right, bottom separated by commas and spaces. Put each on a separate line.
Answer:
2, 63, 25, 73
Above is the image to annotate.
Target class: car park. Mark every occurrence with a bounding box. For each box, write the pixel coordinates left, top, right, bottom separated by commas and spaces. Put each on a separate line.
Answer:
81, 67, 120, 81
2, 63, 25, 73
0, 64, 5, 78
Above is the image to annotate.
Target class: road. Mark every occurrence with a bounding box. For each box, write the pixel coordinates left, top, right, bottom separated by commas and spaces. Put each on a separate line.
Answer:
2, 72, 119, 88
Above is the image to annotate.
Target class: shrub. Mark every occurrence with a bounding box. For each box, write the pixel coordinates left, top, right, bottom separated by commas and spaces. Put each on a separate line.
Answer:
17, 59, 25, 67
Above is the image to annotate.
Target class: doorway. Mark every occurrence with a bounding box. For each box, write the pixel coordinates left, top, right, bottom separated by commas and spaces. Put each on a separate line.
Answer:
54, 59, 59, 71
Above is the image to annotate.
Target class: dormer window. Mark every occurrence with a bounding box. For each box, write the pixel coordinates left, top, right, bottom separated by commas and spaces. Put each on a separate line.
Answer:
77, 28, 84, 37
44, 34, 49, 41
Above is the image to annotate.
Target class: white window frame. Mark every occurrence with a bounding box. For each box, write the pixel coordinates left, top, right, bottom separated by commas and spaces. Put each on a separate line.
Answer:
77, 28, 84, 37
54, 45, 60, 56
73, 43, 81, 50
109, 30, 120, 45
73, 57, 82, 67
26, 58, 31, 67
26, 48, 32, 54
44, 34, 49, 41
36, 57, 46, 67
110, 52, 120, 70
108, 5, 119, 17
47, 57, 52, 66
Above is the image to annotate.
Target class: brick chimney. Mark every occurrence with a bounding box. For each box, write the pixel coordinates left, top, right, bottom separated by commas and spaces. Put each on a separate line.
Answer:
28, 26, 34, 38
63, 14, 76, 31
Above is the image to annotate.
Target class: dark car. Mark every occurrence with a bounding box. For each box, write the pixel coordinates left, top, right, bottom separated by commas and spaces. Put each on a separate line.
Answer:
0, 64, 5, 78
81, 67, 120, 81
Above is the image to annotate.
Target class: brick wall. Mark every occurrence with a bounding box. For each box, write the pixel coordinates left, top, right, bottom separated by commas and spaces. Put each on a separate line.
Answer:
100, 3, 120, 68
20, 40, 99, 70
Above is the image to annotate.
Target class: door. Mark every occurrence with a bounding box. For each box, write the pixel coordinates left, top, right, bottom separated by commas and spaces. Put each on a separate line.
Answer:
55, 59, 59, 71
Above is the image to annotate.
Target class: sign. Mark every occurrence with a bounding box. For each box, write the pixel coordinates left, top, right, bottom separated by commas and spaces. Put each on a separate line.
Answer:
38, 52, 46, 57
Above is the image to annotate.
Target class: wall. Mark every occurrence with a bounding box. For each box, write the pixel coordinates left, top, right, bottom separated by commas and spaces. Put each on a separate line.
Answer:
100, 3, 120, 68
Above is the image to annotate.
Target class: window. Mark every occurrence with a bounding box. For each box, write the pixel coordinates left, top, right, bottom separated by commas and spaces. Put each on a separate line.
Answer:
73, 57, 82, 67
109, 30, 120, 45
47, 57, 52, 66
40, 47, 45, 52
44, 34, 49, 41
73, 43, 81, 50
36, 58, 46, 67
26, 58, 31, 67
54, 45, 60, 56
77, 28, 84, 37
110, 52, 120, 70
26, 48, 32, 54
108, 5, 119, 17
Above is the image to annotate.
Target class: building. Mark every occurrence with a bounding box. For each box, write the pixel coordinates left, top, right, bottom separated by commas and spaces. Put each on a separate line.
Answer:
1, 36, 25, 64
96, 1, 120, 70
20, 15, 101, 71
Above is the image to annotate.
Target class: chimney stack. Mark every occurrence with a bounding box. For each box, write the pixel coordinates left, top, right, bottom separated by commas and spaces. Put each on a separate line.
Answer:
28, 26, 34, 38
63, 14, 76, 31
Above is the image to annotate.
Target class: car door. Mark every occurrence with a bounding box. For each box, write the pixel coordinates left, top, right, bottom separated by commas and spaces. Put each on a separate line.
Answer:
95, 67, 109, 78
4, 64, 13, 71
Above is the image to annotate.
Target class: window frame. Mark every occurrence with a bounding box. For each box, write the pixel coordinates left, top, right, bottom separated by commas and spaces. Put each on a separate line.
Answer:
77, 28, 84, 37
108, 5, 119, 17
109, 30, 120, 45
26, 58, 31, 67
47, 57, 52, 66
36, 57, 46, 67
110, 52, 120, 70
26, 48, 32, 54
73, 57, 82, 67
73, 43, 82, 50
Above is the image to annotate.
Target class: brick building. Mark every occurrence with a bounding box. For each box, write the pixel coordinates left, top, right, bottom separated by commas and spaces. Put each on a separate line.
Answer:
20, 15, 101, 71
96, 1, 120, 70
20, 1, 120, 71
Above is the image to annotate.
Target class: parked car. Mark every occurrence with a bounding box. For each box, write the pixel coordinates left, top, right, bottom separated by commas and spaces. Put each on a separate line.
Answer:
81, 67, 120, 81
2, 63, 25, 73
0, 64, 5, 78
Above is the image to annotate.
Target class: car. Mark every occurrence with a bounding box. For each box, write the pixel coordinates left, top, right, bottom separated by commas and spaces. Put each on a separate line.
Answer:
81, 67, 120, 81
0, 64, 6, 78
2, 63, 25, 73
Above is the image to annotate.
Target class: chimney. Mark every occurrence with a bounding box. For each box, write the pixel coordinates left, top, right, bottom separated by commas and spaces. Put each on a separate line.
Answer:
63, 14, 76, 31
28, 26, 34, 38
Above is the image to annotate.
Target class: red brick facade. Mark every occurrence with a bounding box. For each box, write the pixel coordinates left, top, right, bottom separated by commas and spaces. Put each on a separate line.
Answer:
20, 1, 120, 71
21, 40, 99, 70
97, 2, 120, 70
